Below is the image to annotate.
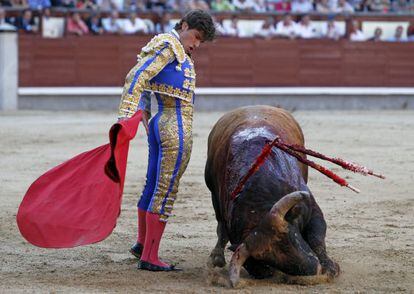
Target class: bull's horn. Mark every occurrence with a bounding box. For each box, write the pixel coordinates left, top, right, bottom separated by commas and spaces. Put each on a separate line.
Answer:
270, 191, 310, 223
229, 243, 250, 288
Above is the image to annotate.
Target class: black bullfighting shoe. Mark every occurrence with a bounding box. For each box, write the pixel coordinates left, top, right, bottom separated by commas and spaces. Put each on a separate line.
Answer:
130, 243, 144, 259
137, 260, 182, 272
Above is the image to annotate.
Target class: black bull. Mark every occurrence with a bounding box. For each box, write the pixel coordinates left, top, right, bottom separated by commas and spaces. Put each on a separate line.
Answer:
205, 106, 340, 287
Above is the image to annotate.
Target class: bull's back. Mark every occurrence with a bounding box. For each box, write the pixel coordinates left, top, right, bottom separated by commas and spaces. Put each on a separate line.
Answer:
206, 106, 307, 190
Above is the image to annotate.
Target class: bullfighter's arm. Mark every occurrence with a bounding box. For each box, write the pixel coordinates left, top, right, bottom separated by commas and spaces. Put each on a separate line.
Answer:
117, 45, 175, 119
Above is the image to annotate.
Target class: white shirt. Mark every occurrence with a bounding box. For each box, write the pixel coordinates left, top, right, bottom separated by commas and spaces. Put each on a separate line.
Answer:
111, 0, 124, 10
171, 28, 180, 39
350, 30, 366, 41
291, 0, 314, 13
255, 24, 276, 38
155, 21, 175, 34
252, 0, 267, 12
122, 18, 148, 34
0, 19, 16, 31
42, 16, 64, 38
334, 1, 355, 13
387, 36, 407, 42
102, 17, 123, 33
296, 23, 318, 39
321, 22, 343, 40
275, 21, 298, 38
223, 22, 239, 37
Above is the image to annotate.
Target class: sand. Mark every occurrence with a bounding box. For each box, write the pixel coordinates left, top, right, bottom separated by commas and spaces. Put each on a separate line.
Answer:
0, 110, 413, 293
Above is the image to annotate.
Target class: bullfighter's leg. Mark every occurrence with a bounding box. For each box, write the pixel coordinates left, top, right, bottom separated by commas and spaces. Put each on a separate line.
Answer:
138, 97, 193, 271
304, 205, 340, 278
208, 221, 228, 268
131, 113, 161, 258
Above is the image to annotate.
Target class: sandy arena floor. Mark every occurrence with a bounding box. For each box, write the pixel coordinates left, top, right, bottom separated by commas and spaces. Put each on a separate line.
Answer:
0, 110, 413, 293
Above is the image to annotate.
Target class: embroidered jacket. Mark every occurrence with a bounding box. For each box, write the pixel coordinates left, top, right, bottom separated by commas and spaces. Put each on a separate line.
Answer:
118, 32, 196, 119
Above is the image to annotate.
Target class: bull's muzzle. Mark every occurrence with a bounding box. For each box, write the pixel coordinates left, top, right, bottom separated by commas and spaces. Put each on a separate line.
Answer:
228, 191, 310, 287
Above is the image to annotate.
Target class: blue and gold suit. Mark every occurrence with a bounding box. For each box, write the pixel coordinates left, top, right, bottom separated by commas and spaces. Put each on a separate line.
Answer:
118, 31, 195, 222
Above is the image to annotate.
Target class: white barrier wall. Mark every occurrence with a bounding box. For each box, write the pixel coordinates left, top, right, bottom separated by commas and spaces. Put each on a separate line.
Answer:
0, 31, 18, 110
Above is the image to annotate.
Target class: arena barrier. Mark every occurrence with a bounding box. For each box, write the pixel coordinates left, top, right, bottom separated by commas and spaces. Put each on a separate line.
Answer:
18, 87, 414, 110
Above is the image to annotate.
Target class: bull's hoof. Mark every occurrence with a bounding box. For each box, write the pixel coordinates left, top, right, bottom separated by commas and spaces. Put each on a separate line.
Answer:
208, 249, 226, 268
322, 260, 340, 278
229, 276, 239, 288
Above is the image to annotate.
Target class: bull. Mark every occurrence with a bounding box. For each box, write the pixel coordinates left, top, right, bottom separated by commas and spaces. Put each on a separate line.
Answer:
205, 106, 340, 287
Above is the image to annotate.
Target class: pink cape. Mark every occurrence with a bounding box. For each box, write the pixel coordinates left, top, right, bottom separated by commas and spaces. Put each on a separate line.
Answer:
16, 111, 142, 248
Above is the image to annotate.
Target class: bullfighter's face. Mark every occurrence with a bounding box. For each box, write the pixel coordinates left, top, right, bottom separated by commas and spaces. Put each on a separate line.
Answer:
178, 22, 204, 56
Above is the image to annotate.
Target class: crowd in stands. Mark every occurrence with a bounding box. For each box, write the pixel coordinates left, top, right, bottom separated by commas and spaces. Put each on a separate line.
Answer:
218, 13, 413, 41
0, 0, 413, 41
1, 0, 414, 13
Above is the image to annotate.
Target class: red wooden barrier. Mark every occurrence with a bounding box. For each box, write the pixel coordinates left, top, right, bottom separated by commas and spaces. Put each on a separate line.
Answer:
19, 35, 414, 87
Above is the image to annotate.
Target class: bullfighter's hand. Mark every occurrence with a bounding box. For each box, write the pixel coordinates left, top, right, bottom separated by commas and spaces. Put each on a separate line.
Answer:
141, 111, 149, 135
117, 111, 149, 135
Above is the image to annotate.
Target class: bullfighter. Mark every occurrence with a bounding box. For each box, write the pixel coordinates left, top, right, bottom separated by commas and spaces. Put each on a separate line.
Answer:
117, 9, 216, 272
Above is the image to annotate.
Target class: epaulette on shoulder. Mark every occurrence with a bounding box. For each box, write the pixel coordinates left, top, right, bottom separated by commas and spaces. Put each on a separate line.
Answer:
141, 33, 186, 64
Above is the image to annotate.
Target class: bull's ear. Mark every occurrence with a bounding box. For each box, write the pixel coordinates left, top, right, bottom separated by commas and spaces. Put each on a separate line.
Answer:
270, 191, 310, 227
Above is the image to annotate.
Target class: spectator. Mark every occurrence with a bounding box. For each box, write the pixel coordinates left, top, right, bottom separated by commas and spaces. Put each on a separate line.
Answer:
146, 0, 164, 10
14, 9, 37, 32
0, 7, 16, 30
390, 0, 410, 12
322, 18, 342, 40
10, 0, 28, 7
124, 0, 146, 11
211, 0, 235, 11
102, 10, 122, 34
387, 25, 407, 41
121, 12, 148, 34
222, 15, 240, 37
348, 0, 364, 10
407, 21, 414, 41
57, 0, 76, 8
194, 0, 210, 10
254, 16, 276, 39
66, 12, 89, 36
271, 0, 292, 11
233, 0, 256, 11
334, 0, 355, 12
252, 0, 267, 11
316, 0, 334, 12
87, 13, 104, 35
275, 13, 298, 39
42, 7, 65, 37
1, 0, 13, 6
328, 0, 338, 10
291, 0, 313, 13
155, 12, 175, 33
28, 0, 50, 9
367, 0, 390, 12
95, 0, 113, 10
296, 14, 318, 38
111, 0, 124, 10
349, 20, 365, 41
166, 0, 179, 11
367, 27, 383, 41
212, 16, 226, 36
76, 0, 98, 9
